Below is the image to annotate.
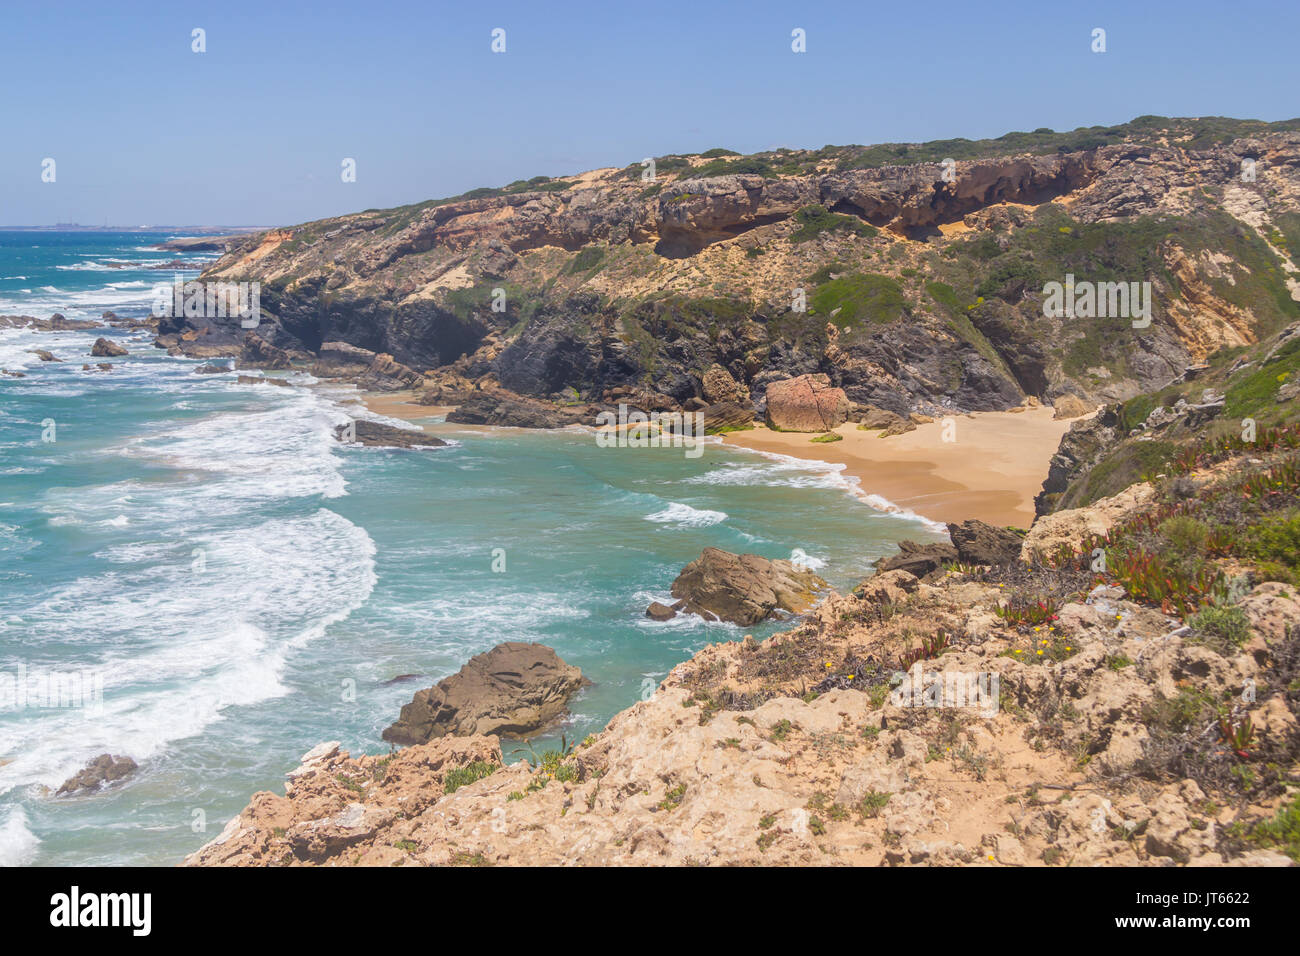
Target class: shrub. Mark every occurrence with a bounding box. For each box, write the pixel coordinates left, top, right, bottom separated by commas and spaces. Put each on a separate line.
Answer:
1187, 605, 1252, 650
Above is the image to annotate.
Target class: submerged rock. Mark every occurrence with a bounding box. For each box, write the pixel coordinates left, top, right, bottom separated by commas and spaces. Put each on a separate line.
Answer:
669, 547, 827, 626
56, 754, 138, 796
382, 642, 589, 745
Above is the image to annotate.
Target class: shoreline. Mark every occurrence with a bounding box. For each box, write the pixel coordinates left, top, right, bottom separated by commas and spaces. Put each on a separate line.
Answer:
721, 407, 1082, 529
357, 389, 1084, 530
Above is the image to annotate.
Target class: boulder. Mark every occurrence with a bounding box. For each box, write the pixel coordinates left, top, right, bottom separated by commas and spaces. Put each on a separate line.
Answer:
333, 419, 447, 449
645, 601, 677, 621
90, 337, 127, 357
764, 374, 851, 432
701, 363, 749, 405
31, 349, 60, 362
669, 547, 827, 626
383, 642, 589, 745
1052, 393, 1095, 420
238, 332, 290, 370
194, 363, 231, 374
852, 405, 909, 430
875, 540, 958, 578
56, 754, 138, 796
946, 520, 1024, 565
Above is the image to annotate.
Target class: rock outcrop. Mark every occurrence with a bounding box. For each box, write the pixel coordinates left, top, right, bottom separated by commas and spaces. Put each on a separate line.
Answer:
382, 642, 589, 746
668, 547, 827, 625
238, 333, 290, 370
874, 540, 958, 578
946, 520, 1025, 565
56, 754, 138, 796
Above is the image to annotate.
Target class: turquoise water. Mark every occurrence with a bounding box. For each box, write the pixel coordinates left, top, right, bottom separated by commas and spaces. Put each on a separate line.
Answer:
0, 232, 942, 866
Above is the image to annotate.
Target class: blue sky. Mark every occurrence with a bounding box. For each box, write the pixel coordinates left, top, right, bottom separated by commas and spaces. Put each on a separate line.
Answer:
1, 0, 1296, 227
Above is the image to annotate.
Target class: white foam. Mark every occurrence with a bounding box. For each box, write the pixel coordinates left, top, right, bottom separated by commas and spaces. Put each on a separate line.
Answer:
644, 501, 727, 528
0, 807, 39, 866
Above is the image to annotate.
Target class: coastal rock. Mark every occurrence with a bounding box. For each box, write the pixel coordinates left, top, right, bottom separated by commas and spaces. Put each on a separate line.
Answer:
852, 405, 908, 430
646, 601, 678, 621
701, 363, 749, 405
669, 547, 827, 626
56, 754, 138, 796
875, 540, 958, 578
333, 418, 447, 448
446, 390, 594, 428
90, 337, 127, 357
238, 332, 291, 370
31, 349, 60, 362
1052, 393, 1095, 420
946, 520, 1025, 566
701, 401, 755, 433
764, 374, 851, 432
879, 418, 918, 437
318, 341, 377, 366
357, 352, 423, 392
382, 642, 589, 746
194, 363, 231, 374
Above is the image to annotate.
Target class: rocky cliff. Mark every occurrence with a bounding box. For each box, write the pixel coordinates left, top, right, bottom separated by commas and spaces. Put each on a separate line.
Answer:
160, 116, 1300, 421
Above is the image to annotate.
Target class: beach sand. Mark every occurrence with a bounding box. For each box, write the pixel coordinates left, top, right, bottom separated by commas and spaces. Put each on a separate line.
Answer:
357, 389, 1080, 529
356, 390, 452, 422
722, 406, 1081, 529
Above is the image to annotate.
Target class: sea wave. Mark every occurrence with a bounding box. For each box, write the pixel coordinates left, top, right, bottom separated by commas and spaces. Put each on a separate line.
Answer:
644, 501, 727, 528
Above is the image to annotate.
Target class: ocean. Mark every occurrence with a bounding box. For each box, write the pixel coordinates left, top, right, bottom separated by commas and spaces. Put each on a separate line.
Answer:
0, 231, 943, 866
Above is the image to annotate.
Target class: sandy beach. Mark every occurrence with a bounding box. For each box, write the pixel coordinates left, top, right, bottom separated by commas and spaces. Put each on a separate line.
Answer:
358, 390, 1081, 529
722, 406, 1082, 529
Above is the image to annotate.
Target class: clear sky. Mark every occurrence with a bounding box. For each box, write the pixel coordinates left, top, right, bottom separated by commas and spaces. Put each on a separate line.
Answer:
2, 0, 1296, 227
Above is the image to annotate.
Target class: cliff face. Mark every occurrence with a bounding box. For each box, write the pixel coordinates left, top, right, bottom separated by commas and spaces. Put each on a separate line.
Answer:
185, 460, 1300, 866
168, 117, 1300, 417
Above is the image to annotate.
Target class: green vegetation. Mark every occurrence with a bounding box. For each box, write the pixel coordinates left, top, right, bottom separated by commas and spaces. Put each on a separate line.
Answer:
810, 272, 908, 328
789, 204, 877, 243
443, 761, 497, 794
